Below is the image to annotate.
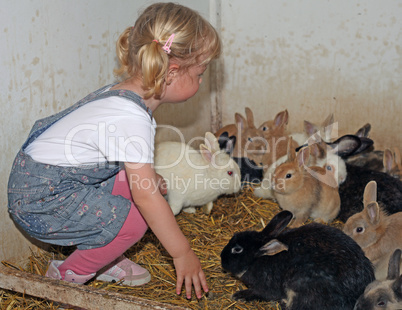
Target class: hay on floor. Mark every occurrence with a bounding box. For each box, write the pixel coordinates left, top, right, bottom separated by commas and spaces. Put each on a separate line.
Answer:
1, 186, 345, 309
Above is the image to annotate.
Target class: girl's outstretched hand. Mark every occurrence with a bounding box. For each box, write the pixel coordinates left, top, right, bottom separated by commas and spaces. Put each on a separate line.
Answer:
173, 248, 209, 299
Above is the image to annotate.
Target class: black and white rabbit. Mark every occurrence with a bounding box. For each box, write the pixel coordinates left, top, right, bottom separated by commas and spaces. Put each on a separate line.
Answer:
217, 131, 264, 184
220, 210, 375, 310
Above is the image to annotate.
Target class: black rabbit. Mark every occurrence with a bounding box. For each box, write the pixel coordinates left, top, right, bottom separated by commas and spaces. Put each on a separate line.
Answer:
221, 211, 375, 310
337, 163, 402, 222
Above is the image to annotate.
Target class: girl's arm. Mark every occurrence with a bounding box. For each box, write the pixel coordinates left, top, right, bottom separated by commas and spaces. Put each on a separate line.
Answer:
124, 162, 208, 299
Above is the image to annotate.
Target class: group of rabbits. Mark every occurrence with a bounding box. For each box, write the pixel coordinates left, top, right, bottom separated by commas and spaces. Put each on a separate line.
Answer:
153, 107, 402, 309
215, 108, 402, 309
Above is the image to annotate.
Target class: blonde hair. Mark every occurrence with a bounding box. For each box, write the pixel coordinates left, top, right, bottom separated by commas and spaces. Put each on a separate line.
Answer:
114, 2, 221, 99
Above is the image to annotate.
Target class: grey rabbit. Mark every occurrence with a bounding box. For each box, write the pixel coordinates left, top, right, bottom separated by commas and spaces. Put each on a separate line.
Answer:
354, 249, 402, 310
220, 210, 375, 310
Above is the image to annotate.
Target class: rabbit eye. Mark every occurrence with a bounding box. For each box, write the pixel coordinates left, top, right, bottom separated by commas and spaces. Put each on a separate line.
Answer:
377, 300, 387, 307
356, 227, 364, 233
285, 173, 292, 179
262, 126, 268, 131
227, 171, 233, 176
231, 245, 243, 254
248, 137, 253, 142
326, 165, 332, 171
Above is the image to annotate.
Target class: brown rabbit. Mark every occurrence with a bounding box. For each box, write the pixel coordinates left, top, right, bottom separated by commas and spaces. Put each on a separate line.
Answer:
231, 108, 266, 159
384, 147, 402, 180
258, 109, 289, 138
214, 107, 257, 141
272, 142, 340, 228
258, 134, 299, 171
343, 180, 402, 280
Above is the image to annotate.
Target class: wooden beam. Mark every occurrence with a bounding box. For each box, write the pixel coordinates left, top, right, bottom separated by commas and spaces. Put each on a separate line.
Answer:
0, 265, 189, 310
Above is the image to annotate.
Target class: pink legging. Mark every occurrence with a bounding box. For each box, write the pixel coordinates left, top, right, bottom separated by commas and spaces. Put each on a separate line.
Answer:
58, 170, 148, 278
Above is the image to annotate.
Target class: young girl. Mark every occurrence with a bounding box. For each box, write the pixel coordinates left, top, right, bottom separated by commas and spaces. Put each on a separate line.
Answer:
7, 2, 221, 300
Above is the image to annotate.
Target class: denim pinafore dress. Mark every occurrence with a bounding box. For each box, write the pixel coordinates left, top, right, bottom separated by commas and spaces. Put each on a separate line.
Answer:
7, 84, 152, 250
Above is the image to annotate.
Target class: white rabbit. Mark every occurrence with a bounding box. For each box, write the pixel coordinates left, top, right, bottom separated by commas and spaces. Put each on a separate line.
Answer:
154, 132, 241, 215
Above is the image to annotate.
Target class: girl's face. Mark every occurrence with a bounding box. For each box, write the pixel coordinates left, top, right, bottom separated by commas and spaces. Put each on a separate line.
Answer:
165, 64, 207, 103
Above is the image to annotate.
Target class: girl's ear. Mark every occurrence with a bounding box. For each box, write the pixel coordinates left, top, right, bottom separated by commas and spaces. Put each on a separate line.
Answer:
166, 63, 180, 84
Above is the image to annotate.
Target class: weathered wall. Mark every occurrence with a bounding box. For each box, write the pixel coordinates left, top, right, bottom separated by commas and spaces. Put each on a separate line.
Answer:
219, 0, 401, 150
0, 0, 212, 263
2, 0, 401, 263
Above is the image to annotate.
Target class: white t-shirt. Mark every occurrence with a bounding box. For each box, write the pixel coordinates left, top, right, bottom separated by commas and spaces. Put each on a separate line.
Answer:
25, 96, 156, 167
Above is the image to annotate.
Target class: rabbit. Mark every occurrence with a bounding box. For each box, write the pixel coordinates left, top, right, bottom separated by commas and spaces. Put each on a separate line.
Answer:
257, 109, 289, 137
337, 161, 402, 222
272, 143, 340, 227
231, 108, 266, 159
354, 249, 402, 310
383, 147, 402, 180
220, 210, 375, 310
154, 132, 241, 215
290, 113, 335, 146
214, 107, 259, 144
343, 181, 402, 280
346, 149, 384, 172
255, 132, 300, 171
252, 134, 359, 200
345, 148, 402, 181
217, 131, 264, 184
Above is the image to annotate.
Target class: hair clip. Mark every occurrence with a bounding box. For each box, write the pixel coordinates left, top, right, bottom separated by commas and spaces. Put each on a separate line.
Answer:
153, 39, 159, 43
162, 33, 175, 54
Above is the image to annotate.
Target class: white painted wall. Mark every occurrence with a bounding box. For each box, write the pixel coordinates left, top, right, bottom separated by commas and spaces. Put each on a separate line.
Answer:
2, 0, 401, 263
0, 0, 212, 263
219, 0, 401, 149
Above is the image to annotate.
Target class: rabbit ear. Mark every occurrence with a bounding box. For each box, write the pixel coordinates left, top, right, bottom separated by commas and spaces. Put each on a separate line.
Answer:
296, 146, 310, 168
309, 141, 326, 159
322, 113, 335, 128
363, 181, 377, 207
352, 137, 374, 156
326, 135, 361, 158
387, 249, 401, 280
204, 132, 220, 152
287, 137, 296, 162
304, 120, 318, 137
259, 239, 289, 256
383, 149, 394, 173
235, 113, 247, 132
262, 210, 293, 237
354, 123, 371, 138
394, 147, 401, 167
394, 274, 402, 298
245, 107, 255, 128
365, 202, 380, 225
199, 143, 213, 164
274, 109, 289, 127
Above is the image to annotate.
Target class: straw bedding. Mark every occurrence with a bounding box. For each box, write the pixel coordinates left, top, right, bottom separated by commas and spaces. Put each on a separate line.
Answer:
0, 186, 344, 310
